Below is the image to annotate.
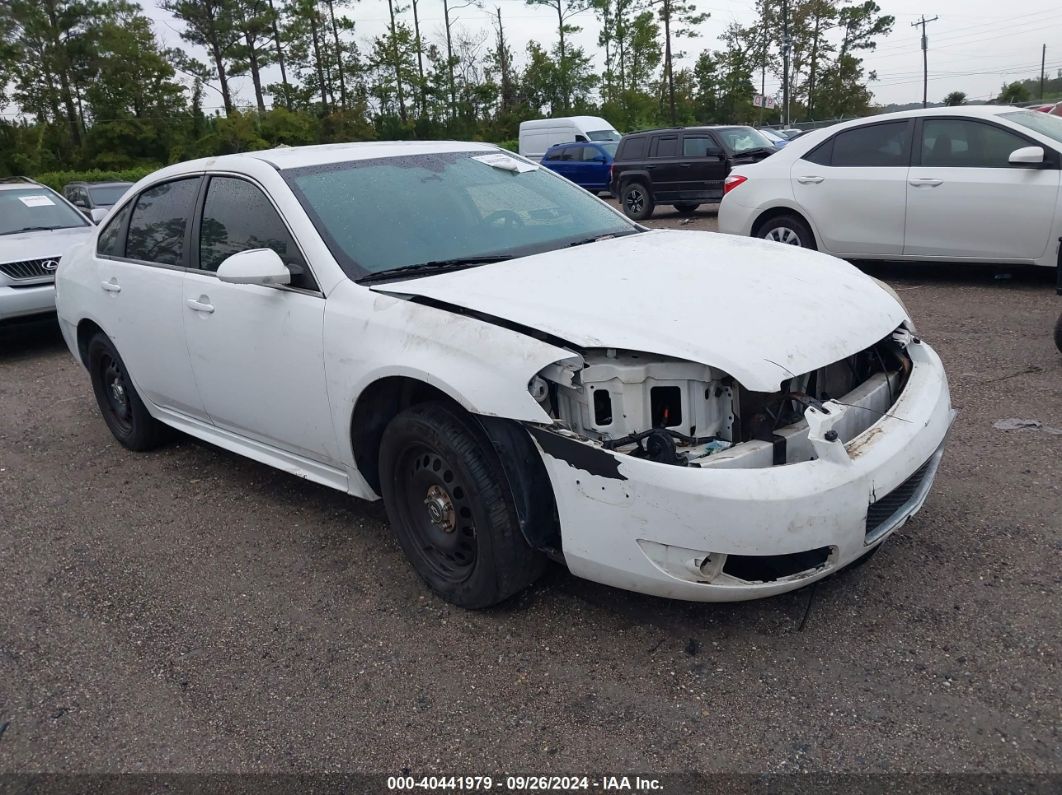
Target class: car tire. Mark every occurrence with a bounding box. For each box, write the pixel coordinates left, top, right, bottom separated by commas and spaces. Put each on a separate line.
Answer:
87, 332, 172, 451
1054, 312, 1062, 353
673, 203, 700, 216
378, 402, 547, 608
757, 214, 816, 249
621, 182, 654, 221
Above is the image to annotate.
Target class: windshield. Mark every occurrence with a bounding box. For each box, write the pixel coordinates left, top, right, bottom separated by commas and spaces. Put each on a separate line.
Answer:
718, 127, 775, 153
1, 188, 90, 235
588, 129, 621, 142
88, 184, 131, 206
285, 151, 637, 279
1000, 110, 1062, 145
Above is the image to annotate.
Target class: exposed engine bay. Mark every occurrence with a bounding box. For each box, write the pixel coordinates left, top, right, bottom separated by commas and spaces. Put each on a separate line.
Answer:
533, 327, 915, 468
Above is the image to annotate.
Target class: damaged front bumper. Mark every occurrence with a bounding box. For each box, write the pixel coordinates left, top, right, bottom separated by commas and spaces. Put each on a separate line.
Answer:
529, 339, 955, 602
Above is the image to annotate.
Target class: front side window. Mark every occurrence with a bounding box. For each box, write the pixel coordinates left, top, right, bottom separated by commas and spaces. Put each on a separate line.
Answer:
125, 178, 200, 266
683, 136, 722, 157
579, 146, 605, 162
285, 151, 636, 280
831, 121, 911, 167
0, 187, 90, 235
651, 137, 679, 158
199, 176, 314, 290
921, 119, 1034, 168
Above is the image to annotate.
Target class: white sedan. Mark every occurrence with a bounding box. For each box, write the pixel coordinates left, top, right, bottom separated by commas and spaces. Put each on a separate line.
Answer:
56, 142, 955, 608
719, 106, 1062, 268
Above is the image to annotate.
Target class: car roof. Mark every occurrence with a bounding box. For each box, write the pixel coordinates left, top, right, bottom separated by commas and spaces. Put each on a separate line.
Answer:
68, 181, 133, 187
144, 141, 499, 180
0, 180, 53, 192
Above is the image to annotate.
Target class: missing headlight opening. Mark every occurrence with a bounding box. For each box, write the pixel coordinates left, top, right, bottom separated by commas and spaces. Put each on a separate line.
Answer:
535, 328, 913, 469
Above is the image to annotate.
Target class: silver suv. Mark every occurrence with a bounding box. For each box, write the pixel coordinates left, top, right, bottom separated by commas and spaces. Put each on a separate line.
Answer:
1, 178, 94, 322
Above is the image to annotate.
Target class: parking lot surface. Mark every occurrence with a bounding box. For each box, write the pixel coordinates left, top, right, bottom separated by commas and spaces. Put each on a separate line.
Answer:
1, 210, 1059, 775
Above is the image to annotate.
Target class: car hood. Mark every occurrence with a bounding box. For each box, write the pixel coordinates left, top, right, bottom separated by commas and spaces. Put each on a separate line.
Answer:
0, 225, 94, 263
373, 229, 908, 392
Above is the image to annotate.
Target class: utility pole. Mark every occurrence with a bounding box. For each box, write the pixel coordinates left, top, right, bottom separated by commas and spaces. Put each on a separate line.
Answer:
912, 14, 939, 109
782, 0, 791, 126
1041, 44, 1047, 100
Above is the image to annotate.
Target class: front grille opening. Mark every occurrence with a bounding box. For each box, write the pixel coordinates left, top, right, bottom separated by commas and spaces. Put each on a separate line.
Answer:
865, 457, 934, 540
593, 388, 613, 426
722, 546, 832, 583
650, 386, 682, 427
0, 258, 57, 281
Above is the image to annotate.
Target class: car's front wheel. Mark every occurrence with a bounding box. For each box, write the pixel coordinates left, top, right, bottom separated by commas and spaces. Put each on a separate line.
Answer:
87, 332, 172, 451
378, 402, 546, 608
758, 214, 816, 249
621, 182, 655, 221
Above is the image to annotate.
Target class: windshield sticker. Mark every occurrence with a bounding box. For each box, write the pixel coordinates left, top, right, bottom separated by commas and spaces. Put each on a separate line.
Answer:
472, 153, 538, 173
19, 195, 56, 207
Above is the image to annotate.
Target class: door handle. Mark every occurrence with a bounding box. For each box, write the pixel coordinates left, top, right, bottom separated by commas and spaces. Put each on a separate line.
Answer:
100, 279, 121, 293
186, 297, 215, 314
646, 164, 657, 169
796, 175, 824, 184
909, 178, 943, 187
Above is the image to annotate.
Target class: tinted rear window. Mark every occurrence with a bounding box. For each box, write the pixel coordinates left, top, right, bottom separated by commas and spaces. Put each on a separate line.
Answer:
831, 122, 911, 167
125, 178, 200, 266
620, 137, 648, 159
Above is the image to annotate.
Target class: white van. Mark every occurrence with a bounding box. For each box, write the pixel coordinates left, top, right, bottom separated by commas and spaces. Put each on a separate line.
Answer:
518, 116, 621, 162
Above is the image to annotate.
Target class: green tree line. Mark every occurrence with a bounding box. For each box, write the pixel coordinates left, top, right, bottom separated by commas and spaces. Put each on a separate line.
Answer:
0, 0, 896, 177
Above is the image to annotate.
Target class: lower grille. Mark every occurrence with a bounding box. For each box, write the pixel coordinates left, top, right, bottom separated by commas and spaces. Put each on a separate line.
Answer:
0, 258, 59, 281
865, 455, 937, 542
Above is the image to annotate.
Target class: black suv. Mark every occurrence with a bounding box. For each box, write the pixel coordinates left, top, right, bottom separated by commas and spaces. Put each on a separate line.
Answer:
610, 126, 777, 220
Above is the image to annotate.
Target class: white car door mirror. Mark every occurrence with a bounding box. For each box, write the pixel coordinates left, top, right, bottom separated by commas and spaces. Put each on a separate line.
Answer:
216, 248, 291, 286
90, 207, 108, 224
1008, 146, 1045, 165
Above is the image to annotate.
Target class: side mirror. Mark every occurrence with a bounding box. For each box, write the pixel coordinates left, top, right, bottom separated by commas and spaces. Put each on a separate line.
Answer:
216, 248, 291, 286
1009, 145, 1045, 165
90, 207, 108, 224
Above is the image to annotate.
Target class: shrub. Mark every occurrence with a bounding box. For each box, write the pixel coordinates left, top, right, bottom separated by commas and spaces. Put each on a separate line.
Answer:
32, 166, 160, 192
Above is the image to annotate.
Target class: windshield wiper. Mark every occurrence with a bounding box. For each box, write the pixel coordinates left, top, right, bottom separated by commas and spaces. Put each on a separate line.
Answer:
1, 225, 66, 235
566, 230, 639, 248
357, 255, 512, 284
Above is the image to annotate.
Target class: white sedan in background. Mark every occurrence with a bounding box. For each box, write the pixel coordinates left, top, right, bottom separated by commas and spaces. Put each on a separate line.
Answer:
56, 143, 954, 608
719, 106, 1062, 269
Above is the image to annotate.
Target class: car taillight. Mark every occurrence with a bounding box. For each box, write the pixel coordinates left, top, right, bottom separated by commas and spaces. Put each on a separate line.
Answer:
723, 175, 747, 195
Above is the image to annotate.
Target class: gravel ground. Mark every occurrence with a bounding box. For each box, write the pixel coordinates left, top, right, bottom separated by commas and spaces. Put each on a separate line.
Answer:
0, 213, 1059, 776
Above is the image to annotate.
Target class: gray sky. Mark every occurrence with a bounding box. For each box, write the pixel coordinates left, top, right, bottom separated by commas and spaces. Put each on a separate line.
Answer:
141, 0, 1062, 115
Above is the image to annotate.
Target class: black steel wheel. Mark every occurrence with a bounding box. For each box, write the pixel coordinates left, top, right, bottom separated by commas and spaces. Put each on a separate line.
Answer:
621, 182, 654, 221
378, 402, 546, 608
87, 332, 172, 451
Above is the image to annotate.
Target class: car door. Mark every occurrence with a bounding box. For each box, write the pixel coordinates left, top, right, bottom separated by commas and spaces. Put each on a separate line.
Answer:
547, 145, 577, 181
647, 135, 685, 200
904, 117, 1061, 260
181, 174, 340, 464
94, 177, 206, 418
680, 134, 727, 200
579, 145, 611, 190
790, 120, 913, 256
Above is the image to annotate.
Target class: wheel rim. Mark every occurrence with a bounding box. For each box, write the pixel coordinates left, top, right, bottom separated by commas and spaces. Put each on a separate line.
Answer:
765, 226, 802, 245
625, 189, 644, 213
99, 353, 133, 433
395, 443, 477, 582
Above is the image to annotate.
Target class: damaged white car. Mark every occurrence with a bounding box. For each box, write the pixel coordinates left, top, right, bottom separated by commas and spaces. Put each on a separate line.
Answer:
55, 142, 956, 608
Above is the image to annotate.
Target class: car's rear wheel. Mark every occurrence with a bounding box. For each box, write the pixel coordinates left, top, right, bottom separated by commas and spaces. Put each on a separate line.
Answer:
87, 332, 172, 451
378, 402, 546, 608
621, 182, 654, 221
673, 203, 700, 216
1054, 312, 1062, 353
758, 214, 816, 249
